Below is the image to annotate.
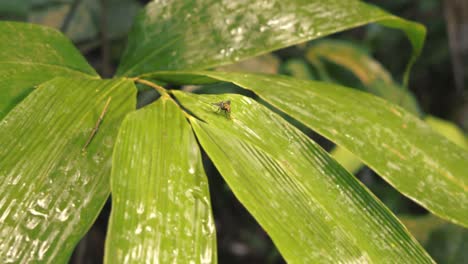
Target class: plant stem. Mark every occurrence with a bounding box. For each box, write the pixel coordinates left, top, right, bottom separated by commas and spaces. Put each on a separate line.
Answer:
132, 78, 169, 97
131, 78, 194, 119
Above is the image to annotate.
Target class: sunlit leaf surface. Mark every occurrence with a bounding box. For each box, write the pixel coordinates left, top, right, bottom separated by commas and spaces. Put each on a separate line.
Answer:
117, 0, 425, 79
105, 98, 216, 263
306, 40, 423, 173
148, 71, 468, 227
0, 77, 135, 263
0, 22, 98, 119
172, 91, 433, 263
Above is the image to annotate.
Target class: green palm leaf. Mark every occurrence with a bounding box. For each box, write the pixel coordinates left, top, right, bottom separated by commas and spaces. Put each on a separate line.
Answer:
0, 22, 98, 119
146, 71, 468, 227
117, 0, 424, 83
105, 98, 216, 263
171, 91, 433, 263
0, 77, 135, 262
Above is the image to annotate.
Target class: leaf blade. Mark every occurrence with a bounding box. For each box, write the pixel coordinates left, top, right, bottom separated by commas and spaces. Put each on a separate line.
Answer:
173, 91, 433, 263
148, 70, 468, 227
0, 77, 135, 263
117, 0, 425, 79
105, 98, 216, 263
0, 22, 99, 119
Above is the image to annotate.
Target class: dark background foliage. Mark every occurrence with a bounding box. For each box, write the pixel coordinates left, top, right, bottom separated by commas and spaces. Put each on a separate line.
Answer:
1, 0, 466, 263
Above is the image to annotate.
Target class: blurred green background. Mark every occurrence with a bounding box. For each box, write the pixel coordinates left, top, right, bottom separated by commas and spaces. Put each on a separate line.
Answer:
1, 0, 466, 263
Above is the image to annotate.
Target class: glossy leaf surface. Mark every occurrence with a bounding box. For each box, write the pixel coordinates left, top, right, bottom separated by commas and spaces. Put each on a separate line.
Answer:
306, 40, 422, 172
0, 22, 98, 119
0, 77, 135, 263
117, 0, 425, 79
173, 91, 433, 263
149, 71, 468, 227
105, 98, 216, 263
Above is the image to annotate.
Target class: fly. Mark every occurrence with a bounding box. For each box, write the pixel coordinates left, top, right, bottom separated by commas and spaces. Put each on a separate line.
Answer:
212, 100, 231, 118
